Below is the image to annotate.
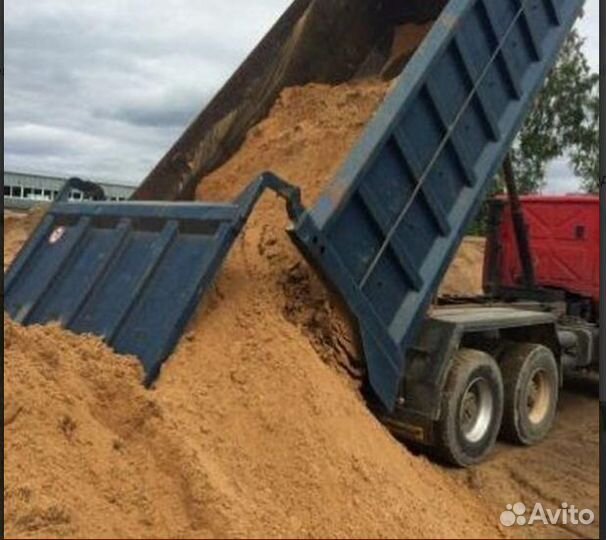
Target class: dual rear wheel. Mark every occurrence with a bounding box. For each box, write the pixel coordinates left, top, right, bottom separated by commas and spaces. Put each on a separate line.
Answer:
435, 344, 559, 467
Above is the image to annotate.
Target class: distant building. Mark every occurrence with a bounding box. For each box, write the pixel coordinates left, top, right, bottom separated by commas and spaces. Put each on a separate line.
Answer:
3, 170, 136, 210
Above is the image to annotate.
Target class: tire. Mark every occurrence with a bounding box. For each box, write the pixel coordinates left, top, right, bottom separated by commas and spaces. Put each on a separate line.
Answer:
435, 349, 504, 467
499, 343, 559, 446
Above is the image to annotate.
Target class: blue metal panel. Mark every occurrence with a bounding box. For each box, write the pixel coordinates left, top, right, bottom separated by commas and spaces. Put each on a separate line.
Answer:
291, 0, 584, 410
4, 173, 302, 384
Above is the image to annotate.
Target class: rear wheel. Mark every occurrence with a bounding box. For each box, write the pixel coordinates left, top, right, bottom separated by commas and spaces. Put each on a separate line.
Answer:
435, 349, 504, 467
500, 343, 559, 445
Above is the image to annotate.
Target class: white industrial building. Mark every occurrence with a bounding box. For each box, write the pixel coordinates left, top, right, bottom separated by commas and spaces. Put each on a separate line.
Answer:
3, 170, 136, 210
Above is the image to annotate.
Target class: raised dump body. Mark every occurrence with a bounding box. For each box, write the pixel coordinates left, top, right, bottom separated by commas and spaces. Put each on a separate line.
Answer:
134, 0, 448, 201
288, 0, 585, 409
136, 0, 584, 410
5, 0, 584, 412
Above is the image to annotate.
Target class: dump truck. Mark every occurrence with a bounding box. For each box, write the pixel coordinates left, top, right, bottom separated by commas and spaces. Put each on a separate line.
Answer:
5, 0, 595, 466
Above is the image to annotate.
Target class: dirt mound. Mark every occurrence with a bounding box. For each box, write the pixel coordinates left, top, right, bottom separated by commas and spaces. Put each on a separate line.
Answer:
4, 80, 501, 539
440, 237, 486, 297
197, 79, 392, 205
3, 288, 499, 539
3, 219, 499, 538
4, 320, 196, 538
196, 79, 391, 375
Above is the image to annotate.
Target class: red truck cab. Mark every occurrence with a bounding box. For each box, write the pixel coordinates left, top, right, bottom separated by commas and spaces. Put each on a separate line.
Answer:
484, 195, 600, 321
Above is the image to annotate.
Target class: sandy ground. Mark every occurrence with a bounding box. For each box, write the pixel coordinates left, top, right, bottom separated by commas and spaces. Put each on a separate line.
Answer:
451, 379, 599, 540
438, 237, 599, 540
3, 76, 599, 539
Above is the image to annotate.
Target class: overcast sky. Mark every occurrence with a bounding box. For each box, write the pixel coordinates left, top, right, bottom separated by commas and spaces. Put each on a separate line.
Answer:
3, 0, 600, 191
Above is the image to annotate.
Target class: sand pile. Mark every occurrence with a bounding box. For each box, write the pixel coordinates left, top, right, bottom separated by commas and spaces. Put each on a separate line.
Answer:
4, 320, 196, 538
440, 237, 487, 297
4, 80, 500, 539
196, 79, 392, 373
3, 248, 498, 539
3, 314, 500, 539
197, 79, 391, 205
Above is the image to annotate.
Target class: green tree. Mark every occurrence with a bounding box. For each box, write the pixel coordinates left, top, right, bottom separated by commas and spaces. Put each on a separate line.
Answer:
570, 89, 599, 192
509, 29, 599, 194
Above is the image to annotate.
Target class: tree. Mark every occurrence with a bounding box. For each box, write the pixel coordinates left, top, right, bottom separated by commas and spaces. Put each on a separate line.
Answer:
509, 29, 599, 194
570, 89, 599, 192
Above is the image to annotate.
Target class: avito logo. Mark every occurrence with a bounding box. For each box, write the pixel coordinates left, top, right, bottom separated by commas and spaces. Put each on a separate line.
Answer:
500, 502, 595, 527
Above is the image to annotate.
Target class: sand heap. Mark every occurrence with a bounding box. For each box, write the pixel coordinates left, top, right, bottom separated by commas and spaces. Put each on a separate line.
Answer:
4, 320, 178, 538
440, 237, 486, 297
197, 79, 392, 205
196, 79, 392, 374
4, 80, 500, 539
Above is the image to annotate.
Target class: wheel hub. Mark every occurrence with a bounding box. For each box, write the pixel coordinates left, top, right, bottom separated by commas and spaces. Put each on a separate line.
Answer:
459, 377, 494, 444
526, 369, 551, 424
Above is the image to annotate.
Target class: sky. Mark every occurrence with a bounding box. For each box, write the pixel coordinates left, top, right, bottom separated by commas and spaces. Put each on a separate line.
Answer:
3, 0, 600, 191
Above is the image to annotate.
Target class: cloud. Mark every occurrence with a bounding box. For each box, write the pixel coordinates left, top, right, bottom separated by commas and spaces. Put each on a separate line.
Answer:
576, 0, 599, 72
543, 158, 582, 195
93, 87, 211, 129
3, 0, 599, 189
4, 0, 291, 184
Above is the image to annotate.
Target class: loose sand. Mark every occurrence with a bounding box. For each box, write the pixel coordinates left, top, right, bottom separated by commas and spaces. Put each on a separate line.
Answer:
440, 237, 486, 297
196, 79, 392, 205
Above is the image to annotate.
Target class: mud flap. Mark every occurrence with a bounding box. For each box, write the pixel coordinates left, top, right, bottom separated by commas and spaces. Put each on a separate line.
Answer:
4, 174, 302, 385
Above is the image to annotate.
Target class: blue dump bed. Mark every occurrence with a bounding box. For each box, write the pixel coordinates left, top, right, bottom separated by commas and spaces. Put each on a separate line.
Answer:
4, 0, 583, 408
289, 0, 584, 409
